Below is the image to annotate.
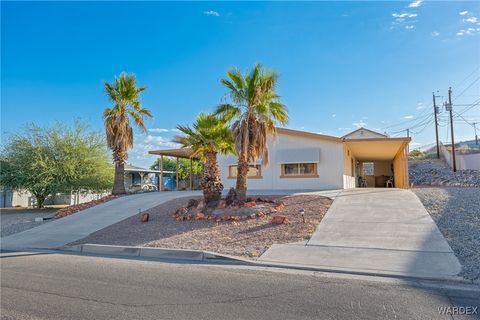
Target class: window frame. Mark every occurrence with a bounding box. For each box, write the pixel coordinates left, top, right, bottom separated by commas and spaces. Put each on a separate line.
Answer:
228, 164, 262, 179
280, 162, 319, 178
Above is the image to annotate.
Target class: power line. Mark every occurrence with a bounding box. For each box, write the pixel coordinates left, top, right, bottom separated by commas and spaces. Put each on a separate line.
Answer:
452, 77, 480, 102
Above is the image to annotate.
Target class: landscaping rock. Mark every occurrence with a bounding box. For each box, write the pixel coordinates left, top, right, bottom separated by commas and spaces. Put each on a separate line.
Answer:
271, 215, 290, 224
139, 213, 149, 223
217, 200, 226, 209
194, 213, 205, 220
244, 201, 256, 208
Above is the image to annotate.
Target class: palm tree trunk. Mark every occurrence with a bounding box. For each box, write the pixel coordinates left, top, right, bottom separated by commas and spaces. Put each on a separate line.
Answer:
201, 152, 223, 205
235, 153, 249, 202
112, 162, 126, 195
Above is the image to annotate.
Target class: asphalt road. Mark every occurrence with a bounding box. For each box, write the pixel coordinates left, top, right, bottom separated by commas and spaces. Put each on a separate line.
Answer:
1, 252, 479, 320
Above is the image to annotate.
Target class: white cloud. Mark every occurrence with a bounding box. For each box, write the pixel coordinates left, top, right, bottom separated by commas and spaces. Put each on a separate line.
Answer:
392, 12, 417, 18
203, 10, 220, 17
338, 127, 352, 131
431, 31, 440, 37
391, 12, 418, 29
457, 27, 480, 36
148, 128, 180, 133
459, 11, 469, 16
331, 114, 337, 118
465, 17, 478, 24
402, 115, 414, 119
408, 0, 423, 8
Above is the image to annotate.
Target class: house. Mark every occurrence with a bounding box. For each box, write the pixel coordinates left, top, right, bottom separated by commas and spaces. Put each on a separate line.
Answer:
150, 127, 411, 191
216, 127, 411, 190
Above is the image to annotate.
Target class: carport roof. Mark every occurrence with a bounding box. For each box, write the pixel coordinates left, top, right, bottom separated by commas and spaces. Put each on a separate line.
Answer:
148, 148, 199, 159
343, 137, 411, 161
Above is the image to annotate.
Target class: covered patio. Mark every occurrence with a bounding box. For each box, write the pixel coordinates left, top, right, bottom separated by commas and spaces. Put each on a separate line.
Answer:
148, 148, 199, 191
344, 137, 411, 188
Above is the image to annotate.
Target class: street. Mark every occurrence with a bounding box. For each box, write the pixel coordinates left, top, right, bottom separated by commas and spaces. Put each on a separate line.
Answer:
1, 251, 479, 320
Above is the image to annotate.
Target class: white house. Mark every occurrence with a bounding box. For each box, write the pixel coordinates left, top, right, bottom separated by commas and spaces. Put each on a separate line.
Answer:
150, 127, 411, 191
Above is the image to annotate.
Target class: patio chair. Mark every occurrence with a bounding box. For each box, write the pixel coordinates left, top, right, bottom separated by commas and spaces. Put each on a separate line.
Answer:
385, 177, 394, 188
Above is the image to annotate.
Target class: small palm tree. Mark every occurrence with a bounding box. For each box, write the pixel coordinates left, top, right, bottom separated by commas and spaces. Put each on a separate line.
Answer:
215, 63, 288, 202
103, 73, 152, 195
174, 113, 234, 205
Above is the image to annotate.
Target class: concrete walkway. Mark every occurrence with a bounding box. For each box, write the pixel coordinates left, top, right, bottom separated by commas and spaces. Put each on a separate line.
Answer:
1, 191, 200, 251
259, 188, 462, 280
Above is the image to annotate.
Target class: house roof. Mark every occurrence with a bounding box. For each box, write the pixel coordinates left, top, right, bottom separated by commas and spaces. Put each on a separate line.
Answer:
124, 164, 162, 174
341, 127, 387, 139
276, 128, 342, 142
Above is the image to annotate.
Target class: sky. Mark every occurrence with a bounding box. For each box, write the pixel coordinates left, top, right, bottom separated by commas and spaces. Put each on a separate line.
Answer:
2, 1, 480, 168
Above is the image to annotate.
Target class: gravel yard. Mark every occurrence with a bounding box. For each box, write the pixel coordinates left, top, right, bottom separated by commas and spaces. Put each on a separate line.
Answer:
72, 194, 332, 258
0, 209, 58, 237
409, 159, 480, 187
413, 187, 480, 281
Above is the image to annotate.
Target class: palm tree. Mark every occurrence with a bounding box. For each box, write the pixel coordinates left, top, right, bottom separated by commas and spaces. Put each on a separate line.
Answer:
214, 63, 288, 202
103, 73, 152, 195
173, 113, 234, 205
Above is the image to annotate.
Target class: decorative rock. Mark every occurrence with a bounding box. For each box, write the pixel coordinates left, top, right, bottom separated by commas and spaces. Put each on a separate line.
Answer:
195, 213, 205, 220
244, 201, 256, 208
217, 200, 226, 209
140, 213, 149, 222
271, 215, 290, 224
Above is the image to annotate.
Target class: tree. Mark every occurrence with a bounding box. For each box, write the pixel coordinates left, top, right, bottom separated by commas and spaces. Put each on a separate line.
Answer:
151, 157, 203, 180
103, 73, 152, 195
0, 121, 113, 208
214, 63, 288, 202
173, 113, 234, 205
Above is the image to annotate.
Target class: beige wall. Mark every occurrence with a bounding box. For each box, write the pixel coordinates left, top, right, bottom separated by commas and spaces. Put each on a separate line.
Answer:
343, 144, 357, 188
373, 161, 393, 176
218, 133, 345, 190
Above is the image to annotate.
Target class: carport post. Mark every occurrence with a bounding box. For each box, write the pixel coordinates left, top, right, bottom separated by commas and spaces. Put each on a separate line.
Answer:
189, 158, 193, 190
176, 157, 179, 191
159, 155, 164, 191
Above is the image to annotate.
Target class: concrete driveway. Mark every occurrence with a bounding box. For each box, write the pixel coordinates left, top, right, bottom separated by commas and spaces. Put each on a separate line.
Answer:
1, 191, 200, 251
259, 188, 462, 280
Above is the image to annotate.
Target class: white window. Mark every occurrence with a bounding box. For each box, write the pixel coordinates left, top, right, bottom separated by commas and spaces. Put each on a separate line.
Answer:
281, 163, 318, 178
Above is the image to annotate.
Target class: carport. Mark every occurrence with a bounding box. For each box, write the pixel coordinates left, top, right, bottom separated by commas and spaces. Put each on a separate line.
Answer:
344, 137, 411, 188
148, 148, 199, 191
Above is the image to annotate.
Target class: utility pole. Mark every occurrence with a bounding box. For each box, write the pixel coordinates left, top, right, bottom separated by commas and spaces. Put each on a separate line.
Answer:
406, 128, 410, 137
446, 87, 456, 172
433, 92, 440, 158
474, 122, 478, 145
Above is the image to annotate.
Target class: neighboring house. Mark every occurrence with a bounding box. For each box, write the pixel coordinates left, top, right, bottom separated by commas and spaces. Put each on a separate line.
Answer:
124, 164, 163, 192
0, 189, 108, 208
151, 127, 410, 191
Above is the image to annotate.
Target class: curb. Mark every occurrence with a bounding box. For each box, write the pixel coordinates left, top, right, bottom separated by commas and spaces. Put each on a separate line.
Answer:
61, 244, 254, 263
60, 244, 479, 287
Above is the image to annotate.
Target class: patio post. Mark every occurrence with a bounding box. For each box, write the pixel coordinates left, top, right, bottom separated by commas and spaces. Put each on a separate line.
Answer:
189, 158, 193, 190
176, 157, 179, 191
160, 155, 164, 191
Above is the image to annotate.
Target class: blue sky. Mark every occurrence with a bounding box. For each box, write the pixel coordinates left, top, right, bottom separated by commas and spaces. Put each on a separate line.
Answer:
2, 1, 479, 167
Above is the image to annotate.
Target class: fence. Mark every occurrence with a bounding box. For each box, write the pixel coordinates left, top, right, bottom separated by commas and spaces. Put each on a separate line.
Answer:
439, 142, 480, 170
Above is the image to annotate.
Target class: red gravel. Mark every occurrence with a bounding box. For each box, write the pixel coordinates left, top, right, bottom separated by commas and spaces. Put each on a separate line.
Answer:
71, 194, 332, 258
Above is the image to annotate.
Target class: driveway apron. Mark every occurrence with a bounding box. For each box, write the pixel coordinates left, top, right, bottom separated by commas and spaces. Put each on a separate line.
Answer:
259, 188, 461, 279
